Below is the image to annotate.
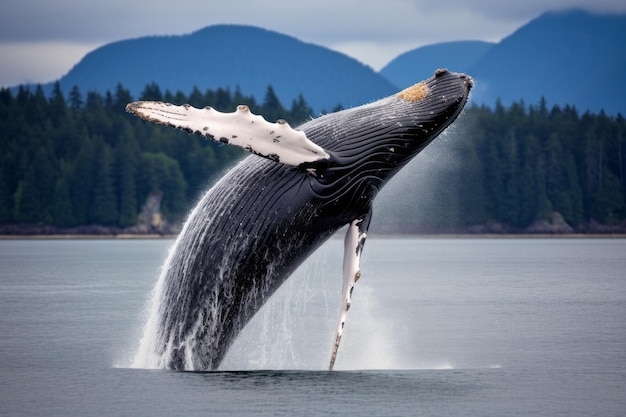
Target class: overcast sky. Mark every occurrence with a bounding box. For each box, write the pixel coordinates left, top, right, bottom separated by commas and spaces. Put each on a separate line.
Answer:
1, 0, 624, 88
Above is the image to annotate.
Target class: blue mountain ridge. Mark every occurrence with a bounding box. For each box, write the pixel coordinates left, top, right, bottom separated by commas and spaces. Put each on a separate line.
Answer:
380, 40, 495, 88
13, 9, 625, 115
36, 25, 398, 113
382, 9, 626, 115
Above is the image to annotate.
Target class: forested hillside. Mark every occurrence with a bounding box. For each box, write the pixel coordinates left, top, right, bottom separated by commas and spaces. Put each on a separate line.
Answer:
375, 99, 625, 234
1, 83, 624, 234
0, 82, 321, 231
464, 100, 624, 230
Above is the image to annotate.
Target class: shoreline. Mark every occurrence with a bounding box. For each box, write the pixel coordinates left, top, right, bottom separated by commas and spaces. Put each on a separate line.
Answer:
2, 233, 625, 240
0, 234, 179, 240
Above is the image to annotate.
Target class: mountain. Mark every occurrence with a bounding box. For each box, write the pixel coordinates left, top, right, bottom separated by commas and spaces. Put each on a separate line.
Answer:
34, 25, 398, 112
380, 9, 626, 115
468, 9, 626, 114
379, 40, 495, 88
14, 11, 626, 115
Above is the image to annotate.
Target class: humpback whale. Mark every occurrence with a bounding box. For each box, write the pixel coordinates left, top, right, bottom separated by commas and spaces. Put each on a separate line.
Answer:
127, 69, 472, 371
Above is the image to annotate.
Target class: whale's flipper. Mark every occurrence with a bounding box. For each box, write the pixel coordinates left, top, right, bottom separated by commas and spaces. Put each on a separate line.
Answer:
126, 101, 331, 166
329, 212, 372, 370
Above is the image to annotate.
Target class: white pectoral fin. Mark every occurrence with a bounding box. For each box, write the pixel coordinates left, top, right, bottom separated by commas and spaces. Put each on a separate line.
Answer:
328, 212, 372, 371
126, 101, 330, 166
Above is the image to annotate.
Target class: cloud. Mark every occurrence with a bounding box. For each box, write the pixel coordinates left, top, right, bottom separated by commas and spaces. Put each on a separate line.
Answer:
325, 6, 526, 70
329, 40, 420, 71
3, 0, 624, 44
422, 0, 626, 20
1, 0, 625, 86
0, 41, 100, 88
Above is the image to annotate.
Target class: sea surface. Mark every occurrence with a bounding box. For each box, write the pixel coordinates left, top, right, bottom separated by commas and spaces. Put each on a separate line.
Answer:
1, 237, 625, 417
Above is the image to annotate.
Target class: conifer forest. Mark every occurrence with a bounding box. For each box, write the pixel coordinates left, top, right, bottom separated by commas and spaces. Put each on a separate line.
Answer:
1, 82, 624, 233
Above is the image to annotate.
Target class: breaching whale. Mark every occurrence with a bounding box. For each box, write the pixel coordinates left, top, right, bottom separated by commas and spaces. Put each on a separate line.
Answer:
127, 69, 473, 371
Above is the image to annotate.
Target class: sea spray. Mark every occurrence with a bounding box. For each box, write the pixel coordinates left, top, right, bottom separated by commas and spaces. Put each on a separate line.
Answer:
130, 188, 213, 369
220, 242, 340, 370
130, 239, 179, 369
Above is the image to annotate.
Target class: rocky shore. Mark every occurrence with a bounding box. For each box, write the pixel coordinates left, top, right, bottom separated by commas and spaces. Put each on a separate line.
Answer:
1, 210, 625, 238
464, 212, 626, 235
0, 193, 182, 237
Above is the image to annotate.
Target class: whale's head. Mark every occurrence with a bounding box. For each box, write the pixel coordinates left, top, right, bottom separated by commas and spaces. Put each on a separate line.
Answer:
302, 69, 473, 216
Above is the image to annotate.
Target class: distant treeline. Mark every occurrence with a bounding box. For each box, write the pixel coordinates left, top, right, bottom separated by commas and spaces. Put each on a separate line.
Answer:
0, 82, 323, 228
0, 83, 624, 231
381, 99, 625, 233
453, 100, 625, 230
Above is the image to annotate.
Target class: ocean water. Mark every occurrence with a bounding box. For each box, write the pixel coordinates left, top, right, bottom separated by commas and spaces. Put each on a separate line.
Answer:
0, 237, 625, 416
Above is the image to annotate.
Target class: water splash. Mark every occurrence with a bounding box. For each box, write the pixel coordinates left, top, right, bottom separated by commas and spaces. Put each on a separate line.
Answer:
127, 234, 476, 371
220, 244, 340, 370
130, 239, 181, 369
129, 187, 215, 370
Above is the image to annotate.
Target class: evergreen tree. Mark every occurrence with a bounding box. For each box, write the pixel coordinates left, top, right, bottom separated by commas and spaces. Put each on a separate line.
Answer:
290, 94, 313, 125
49, 81, 68, 124
90, 140, 118, 225
140, 82, 163, 101
0, 162, 12, 223
70, 135, 97, 225
115, 136, 139, 227
139, 152, 187, 218
187, 86, 204, 108
114, 83, 133, 109
86, 90, 104, 110
214, 87, 232, 110
68, 85, 84, 110
262, 85, 289, 122
52, 177, 76, 227
13, 148, 55, 224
